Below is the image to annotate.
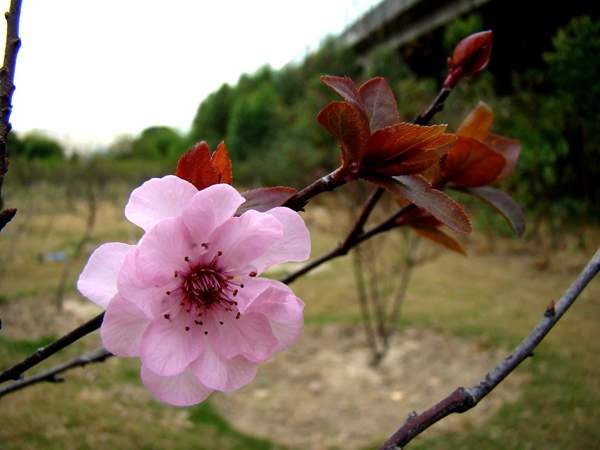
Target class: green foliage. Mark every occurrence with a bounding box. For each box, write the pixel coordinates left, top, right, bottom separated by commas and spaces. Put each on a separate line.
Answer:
443, 14, 484, 54
128, 126, 187, 161
9, 132, 64, 160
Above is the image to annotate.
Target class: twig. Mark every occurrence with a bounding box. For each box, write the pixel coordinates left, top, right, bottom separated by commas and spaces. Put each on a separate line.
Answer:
0, 313, 105, 383
0, 0, 22, 222
414, 88, 451, 126
0, 348, 112, 398
352, 246, 380, 360
55, 180, 97, 311
378, 248, 600, 450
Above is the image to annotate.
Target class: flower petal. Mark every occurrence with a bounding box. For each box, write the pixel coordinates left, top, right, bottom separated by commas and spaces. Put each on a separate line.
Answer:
140, 312, 204, 376
208, 308, 278, 363
250, 207, 311, 273
117, 251, 173, 319
125, 175, 198, 231
182, 184, 246, 244
191, 343, 257, 392
141, 365, 212, 407
77, 243, 133, 308
135, 216, 195, 286
100, 294, 150, 357
246, 281, 305, 351
209, 210, 283, 275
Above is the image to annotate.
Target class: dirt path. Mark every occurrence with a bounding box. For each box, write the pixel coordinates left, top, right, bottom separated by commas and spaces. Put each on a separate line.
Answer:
213, 324, 527, 450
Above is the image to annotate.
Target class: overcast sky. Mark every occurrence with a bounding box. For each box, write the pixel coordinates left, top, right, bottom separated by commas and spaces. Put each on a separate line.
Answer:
0, 0, 379, 151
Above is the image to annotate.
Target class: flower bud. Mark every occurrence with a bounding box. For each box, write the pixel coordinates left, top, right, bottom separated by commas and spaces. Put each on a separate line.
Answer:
444, 30, 493, 88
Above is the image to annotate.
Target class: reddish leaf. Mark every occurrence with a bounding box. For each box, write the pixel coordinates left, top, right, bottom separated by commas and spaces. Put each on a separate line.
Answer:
317, 101, 370, 172
442, 137, 506, 187
412, 226, 466, 255
446, 30, 493, 87
237, 187, 298, 215
320, 75, 363, 111
175, 141, 219, 190
456, 102, 493, 141
369, 146, 449, 177
484, 133, 520, 181
211, 141, 233, 184
363, 123, 451, 167
358, 77, 400, 131
369, 174, 472, 234
461, 186, 525, 236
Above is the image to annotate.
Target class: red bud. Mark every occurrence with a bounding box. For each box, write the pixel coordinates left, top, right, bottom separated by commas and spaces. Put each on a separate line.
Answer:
444, 30, 493, 88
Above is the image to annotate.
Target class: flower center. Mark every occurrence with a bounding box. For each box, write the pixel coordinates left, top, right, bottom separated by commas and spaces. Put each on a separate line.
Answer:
183, 268, 232, 308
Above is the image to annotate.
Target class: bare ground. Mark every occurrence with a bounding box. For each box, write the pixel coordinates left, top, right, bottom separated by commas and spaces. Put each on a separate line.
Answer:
213, 324, 527, 450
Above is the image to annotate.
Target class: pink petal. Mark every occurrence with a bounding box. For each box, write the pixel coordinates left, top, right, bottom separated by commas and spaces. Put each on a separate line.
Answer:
208, 308, 278, 363
141, 365, 212, 407
100, 294, 150, 357
246, 281, 305, 351
135, 216, 195, 286
191, 343, 257, 392
251, 207, 311, 273
117, 251, 170, 319
182, 184, 246, 244
209, 210, 283, 275
77, 242, 133, 308
140, 312, 204, 376
125, 175, 198, 231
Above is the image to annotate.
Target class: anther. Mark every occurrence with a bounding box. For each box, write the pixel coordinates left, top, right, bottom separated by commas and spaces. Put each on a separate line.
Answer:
201, 243, 209, 249
164, 313, 171, 320
184, 256, 190, 262
185, 326, 190, 331
240, 283, 244, 288
236, 312, 240, 319
219, 321, 224, 325
249, 271, 257, 277
195, 320, 203, 325
233, 289, 238, 296
204, 331, 208, 335
174, 271, 178, 278
217, 251, 223, 256
166, 291, 171, 295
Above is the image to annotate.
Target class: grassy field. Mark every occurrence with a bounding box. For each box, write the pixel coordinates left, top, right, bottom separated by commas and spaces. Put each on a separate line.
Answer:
0, 184, 599, 450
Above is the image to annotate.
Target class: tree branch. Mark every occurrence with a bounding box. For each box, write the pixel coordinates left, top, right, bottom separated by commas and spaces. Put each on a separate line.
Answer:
378, 248, 600, 450
0, 0, 22, 225
0, 348, 112, 398
0, 313, 105, 383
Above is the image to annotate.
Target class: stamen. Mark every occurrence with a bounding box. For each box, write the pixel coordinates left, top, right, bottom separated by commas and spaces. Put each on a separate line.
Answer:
164, 313, 171, 320
185, 326, 190, 331
249, 271, 257, 277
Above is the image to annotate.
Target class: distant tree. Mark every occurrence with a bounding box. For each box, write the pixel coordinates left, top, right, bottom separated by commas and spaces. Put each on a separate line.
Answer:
190, 83, 233, 148
129, 126, 185, 160
20, 132, 64, 159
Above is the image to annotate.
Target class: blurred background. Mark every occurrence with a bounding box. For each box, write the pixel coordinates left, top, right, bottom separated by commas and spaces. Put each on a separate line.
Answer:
1, 1, 599, 449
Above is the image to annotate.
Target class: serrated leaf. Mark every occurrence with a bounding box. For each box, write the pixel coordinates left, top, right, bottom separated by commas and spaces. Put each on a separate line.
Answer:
175, 141, 219, 190
442, 136, 506, 187
457, 102, 493, 141
461, 186, 525, 236
368, 174, 472, 234
484, 133, 520, 181
237, 187, 298, 215
363, 123, 451, 167
211, 141, 233, 184
358, 77, 400, 131
317, 101, 370, 171
320, 75, 363, 111
412, 226, 466, 255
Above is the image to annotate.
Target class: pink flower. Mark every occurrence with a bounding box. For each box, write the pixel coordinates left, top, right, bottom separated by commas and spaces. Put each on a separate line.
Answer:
77, 176, 310, 406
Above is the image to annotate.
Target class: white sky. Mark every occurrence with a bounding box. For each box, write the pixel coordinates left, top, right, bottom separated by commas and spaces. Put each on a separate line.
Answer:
0, 0, 380, 151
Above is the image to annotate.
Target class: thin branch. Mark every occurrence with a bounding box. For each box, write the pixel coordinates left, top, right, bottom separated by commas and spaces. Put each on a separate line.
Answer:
0, 348, 112, 398
378, 248, 600, 450
0, 0, 22, 221
0, 313, 105, 383
414, 88, 451, 126
352, 246, 380, 360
